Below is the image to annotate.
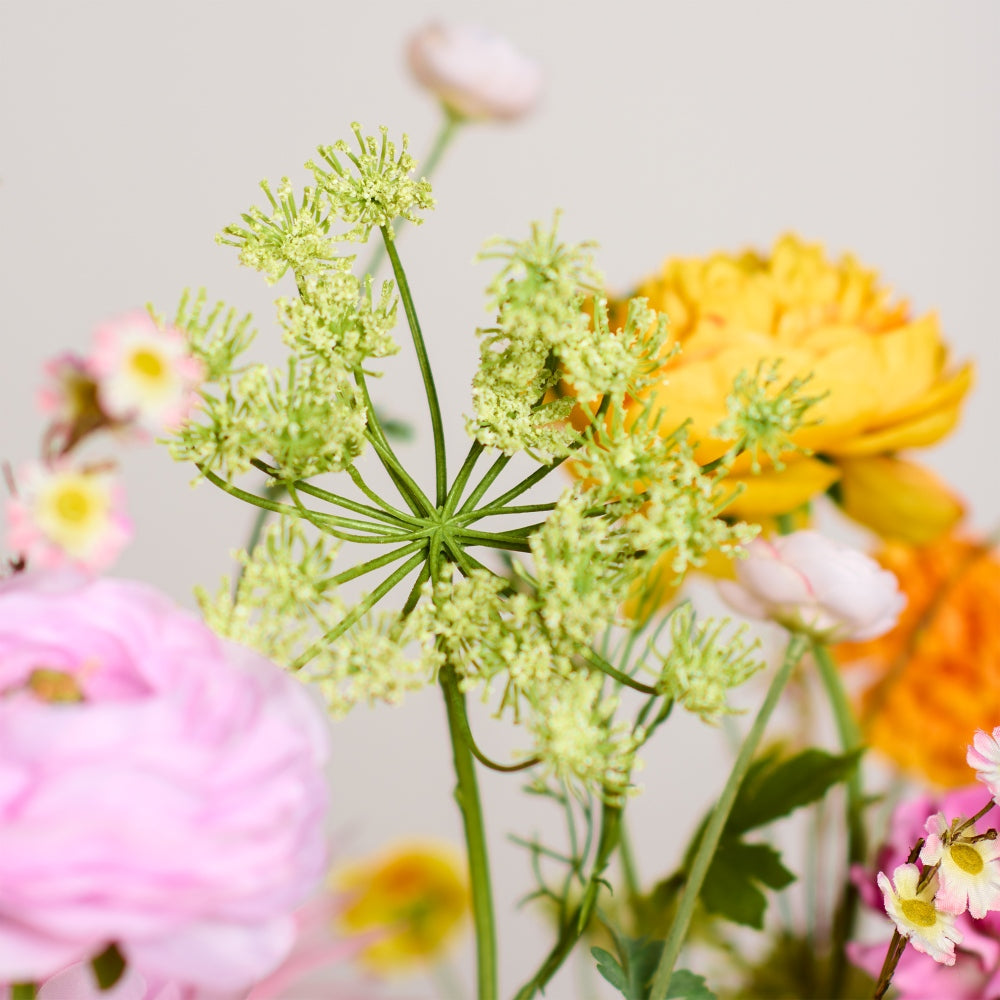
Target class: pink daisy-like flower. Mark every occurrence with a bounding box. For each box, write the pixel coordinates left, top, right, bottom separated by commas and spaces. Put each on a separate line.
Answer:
5, 462, 131, 572
968, 728, 1000, 801
921, 813, 1000, 919
89, 312, 203, 434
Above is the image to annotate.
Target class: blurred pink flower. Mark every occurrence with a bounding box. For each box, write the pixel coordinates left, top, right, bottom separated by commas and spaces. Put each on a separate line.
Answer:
0, 573, 330, 991
850, 784, 1000, 998
89, 312, 203, 434
717, 530, 905, 641
5, 462, 132, 572
407, 22, 542, 122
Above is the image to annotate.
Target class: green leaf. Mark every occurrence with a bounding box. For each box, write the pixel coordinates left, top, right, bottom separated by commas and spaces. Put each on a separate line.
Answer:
726, 746, 863, 835
592, 934, 666, 1000
593, 946, 631, 995
666, 969, 718, 999
701, 839, 795, 929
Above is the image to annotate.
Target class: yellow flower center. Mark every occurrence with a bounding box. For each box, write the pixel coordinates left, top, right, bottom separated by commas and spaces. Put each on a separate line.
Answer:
950, 842, 985, 875
900, 897, 938, 927
129, 347, 166, 381
27, 668, 84, 703
54, 485, 94, 524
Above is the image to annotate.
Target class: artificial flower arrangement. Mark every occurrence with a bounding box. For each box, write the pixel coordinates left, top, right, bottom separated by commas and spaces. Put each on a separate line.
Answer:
1, 19, 995, 1000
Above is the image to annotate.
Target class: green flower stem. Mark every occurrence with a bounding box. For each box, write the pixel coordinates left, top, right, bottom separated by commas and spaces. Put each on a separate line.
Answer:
289, 549, 426, 669
467, 457, 563, 514
199, 466, 404, 543
400, 560, 432, 617
249, 458, 419, 527
454, 501, 557, 524
365, 426, 436, 517
354, 370, 433, 516
11, 986, 36, 1000
513, 802, 622, 1000
812, 639, 867, 999
585, 648, 659, 695
363, 112, 462, 277
244, 481, 286, 555
648, 632, 809, 1000
617, 814, 643, 915
454, 530, 532, 554
380, 226, 448, 506
440, 660, 498, 1000
345, 463, 425, 523
443, 440, 485, 517
458, 453, 512, 515
285, 483, 431, 545
321, 539, 427, 588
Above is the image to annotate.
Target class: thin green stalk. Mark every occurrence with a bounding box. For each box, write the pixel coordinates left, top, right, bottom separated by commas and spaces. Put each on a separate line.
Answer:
513, 803, 622, 1000
440, 661, 497, 1000
250, 458, 417, 527
400, 560, 432, 617
321, 539, 427, 588
618, 815, 642, 921
454, 530, 532, 554
458, 453, 512, 514
649, 633, 809, 999
345, 463, 424, 523
443, 440, 485, 517
455, 501, 557, 524
286, 483, 431, 545
289, 550, 426, 669
243, 481, 286, 555
812, 640, 867, 998
381, 227, 447, 506
585, 648, 659, 695
468, 457, 564, 514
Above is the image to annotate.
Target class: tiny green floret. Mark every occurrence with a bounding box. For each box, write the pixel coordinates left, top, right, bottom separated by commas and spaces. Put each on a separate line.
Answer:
308, 124, 434, 243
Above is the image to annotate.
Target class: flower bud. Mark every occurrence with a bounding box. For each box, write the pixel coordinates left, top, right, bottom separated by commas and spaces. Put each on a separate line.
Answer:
407, 22, 542, 122
717, 530, 905, 642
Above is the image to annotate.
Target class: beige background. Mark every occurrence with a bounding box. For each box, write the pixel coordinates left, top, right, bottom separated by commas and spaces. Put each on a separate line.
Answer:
1, 2, 998, 997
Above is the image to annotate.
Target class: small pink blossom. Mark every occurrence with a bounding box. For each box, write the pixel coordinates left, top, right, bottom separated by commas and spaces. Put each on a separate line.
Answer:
0, 573, 330, 991
968, 727, 1000, 801
407, 23, 542, 122
89, 312, 203, 434
5, 462, 132, 572
717, 530, 905, 641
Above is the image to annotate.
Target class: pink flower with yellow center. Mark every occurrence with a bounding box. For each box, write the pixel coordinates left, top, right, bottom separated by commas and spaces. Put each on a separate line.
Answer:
89, 312, 203, 434
5, 462, 131, 572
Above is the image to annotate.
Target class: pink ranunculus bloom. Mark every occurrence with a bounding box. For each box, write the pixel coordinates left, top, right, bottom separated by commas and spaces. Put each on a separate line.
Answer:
407, 22, 542, 122
5, 461, 132, 572
850, 785, 1000, 998
89, 312, 203, 434
0, 573, 330, 992
717, 530, 906, 642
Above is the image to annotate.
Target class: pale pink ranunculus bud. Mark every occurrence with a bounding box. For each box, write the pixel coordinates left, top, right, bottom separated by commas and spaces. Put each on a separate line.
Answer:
717, 530, 905, 642
407, 22, 542, 122
0, 573, 330, 991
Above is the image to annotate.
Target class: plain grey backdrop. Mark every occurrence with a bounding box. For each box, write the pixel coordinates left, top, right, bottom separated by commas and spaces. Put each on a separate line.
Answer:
2, 2, 998, 997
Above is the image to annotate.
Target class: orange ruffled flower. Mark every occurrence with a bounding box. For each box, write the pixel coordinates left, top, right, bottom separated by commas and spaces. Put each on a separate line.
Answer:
335, 841, 469, 972
614, 235, 970, 543
836, 533, 1000, 786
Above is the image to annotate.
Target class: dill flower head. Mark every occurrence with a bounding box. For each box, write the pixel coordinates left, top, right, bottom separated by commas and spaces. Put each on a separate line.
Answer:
836, 533, 1000, 786
614, 234, 971, 542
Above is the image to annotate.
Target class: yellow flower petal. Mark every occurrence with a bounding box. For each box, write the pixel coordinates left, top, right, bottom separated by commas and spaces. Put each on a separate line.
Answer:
836, 455, 965, 544
724, 457, 842, 519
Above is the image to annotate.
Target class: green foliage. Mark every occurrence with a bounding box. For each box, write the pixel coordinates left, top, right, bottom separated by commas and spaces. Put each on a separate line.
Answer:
700, 839, 794, 929
593, 933, 717, 1000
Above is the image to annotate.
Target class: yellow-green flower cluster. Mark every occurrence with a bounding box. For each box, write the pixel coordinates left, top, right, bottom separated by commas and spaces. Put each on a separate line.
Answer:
651, 603, 763, 722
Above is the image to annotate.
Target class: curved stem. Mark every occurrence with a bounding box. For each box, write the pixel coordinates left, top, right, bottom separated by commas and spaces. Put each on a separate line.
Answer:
513, 803, 622, 1000
648, 632, 809, 999
381, 226, 447, 506
443, 440, 485, 518
458, 453, 512, 515
345, 463, 424, 524
440, 661, 497, 1000
585, 648, 659, 695
454, 529, 532, 554
321, 539, 427, 588
483, 458, 565, 511
289, 549, 426, 669
812, 640, 867, 999
455, 501, 557, 524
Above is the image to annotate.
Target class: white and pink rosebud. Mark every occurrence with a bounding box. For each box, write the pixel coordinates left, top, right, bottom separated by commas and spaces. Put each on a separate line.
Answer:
5, 461, 132, 572
717, 530, 905, 642
89, 311, 203, 435
407, 22, 542, 122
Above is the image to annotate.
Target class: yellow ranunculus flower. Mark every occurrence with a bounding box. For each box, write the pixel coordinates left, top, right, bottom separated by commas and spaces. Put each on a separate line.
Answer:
335, 841, 469, 972
617, 234, 971, 542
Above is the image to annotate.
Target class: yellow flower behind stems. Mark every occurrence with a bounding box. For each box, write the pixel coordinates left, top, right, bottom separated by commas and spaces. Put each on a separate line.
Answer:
611, 234, 970, 542
335, 841, 470, 972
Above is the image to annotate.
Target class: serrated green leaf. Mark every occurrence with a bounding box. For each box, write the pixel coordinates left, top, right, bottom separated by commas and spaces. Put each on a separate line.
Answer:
666, 969, 718, 999
701, 839, 794, 929
593, 946, 631, 995
727, 746, 863, 835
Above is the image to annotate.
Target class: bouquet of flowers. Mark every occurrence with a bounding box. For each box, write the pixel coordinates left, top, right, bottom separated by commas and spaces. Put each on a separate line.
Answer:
2, 18, 995, 1000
